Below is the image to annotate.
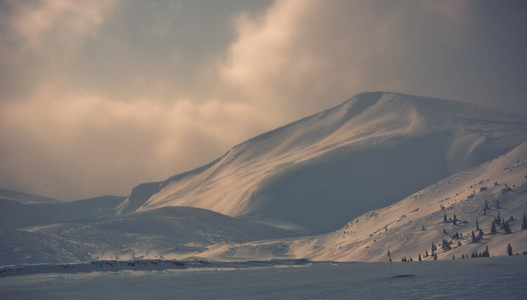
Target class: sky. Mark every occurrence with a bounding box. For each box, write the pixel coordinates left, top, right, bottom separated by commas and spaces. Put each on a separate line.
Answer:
0, 0, 526, 200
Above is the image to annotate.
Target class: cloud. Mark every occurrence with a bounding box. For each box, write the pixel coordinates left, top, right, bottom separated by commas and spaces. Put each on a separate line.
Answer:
0, 88, 268, 199
7, 0, 117, 49
221, 0, 472, 119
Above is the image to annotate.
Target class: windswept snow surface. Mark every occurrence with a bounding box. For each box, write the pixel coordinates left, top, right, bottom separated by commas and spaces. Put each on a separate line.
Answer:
0, 195, 125, 229
1, 257, 526, 299
0, 207, 296, 265
199, 141, 527, 263
134, 92, 527, 233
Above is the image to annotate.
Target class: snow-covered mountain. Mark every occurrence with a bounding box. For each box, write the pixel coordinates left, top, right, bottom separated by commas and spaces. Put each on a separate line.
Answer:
0, 188, 64, 205
196, 140, 527, 262
0, 195, 125, 229
124, 92, 527, 234
0, 206, 295, 265
2, 91, 527, 265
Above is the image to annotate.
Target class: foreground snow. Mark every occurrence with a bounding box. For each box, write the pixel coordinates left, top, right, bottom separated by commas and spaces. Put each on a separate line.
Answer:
1, 256, 526, 299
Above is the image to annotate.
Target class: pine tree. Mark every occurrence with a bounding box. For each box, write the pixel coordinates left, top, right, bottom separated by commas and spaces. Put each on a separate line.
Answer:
485, 200, 490, 209
496, 200, 501, 209
482, 245, 490, 257
431, 242, 437, 253
478, 229, 484, 239
443, 214, 448, 223
471, 231, 478, 243
418, 254, 422, 261
433, 253, 438, 260
483, 206, 487, 215
522, 213, 527, 230
507, 243, 513, 256
387, 249, 391, 257
476, 219, 479, 231
491, 221, 497, 235
425, 250, 429, 257
453, 214, 457, 225
504, 221, 512, 234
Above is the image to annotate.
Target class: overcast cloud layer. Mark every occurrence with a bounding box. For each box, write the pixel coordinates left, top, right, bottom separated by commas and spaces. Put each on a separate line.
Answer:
1, 0, 526, 200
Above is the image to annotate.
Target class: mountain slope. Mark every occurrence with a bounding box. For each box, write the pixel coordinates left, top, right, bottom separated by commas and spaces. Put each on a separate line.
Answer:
0, 188, 63, 204
196, 141, 527, 262
126, 92, 527, 234
1, 206, 297, 265
0, 195, 126, 229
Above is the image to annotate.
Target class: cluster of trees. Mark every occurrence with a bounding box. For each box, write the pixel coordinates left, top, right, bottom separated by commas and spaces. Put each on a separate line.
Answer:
471, 229, 484, 243
386, 188, 526, 262
443, 213, 458, 225
471, 245, 490, 258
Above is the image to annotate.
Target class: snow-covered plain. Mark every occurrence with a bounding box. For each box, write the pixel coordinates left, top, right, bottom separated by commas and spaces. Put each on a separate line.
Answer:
1, 257, 526, 299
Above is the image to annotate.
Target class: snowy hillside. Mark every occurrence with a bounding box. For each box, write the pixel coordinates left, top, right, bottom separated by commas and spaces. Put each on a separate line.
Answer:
0, 188, 63, 205
0, 195, 125, 229
130, 92, 527, 233
196, 141, 527, 262
0, 206, 296, 265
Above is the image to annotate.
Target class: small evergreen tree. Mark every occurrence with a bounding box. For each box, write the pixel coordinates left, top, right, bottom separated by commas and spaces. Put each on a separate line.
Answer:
443, 213, 448, 223
491, 221, 497, 235
482, 245, 490, 257
478, 229, 484, 239
433, 253, 437, 260
418, 254, 422, 261
495, 211, 502, 225
504, 221, 512, 234
483, 206, 487, 215
442, 239, 451, 250
471, 231, 479, 243
496, 200, 501, 209
507, 243, 513, 256
485, 200, 489, 209
522, 213, 527, 230
431, 242, 437, 253
453, 214, 457, 225
476, 219, 479, 231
